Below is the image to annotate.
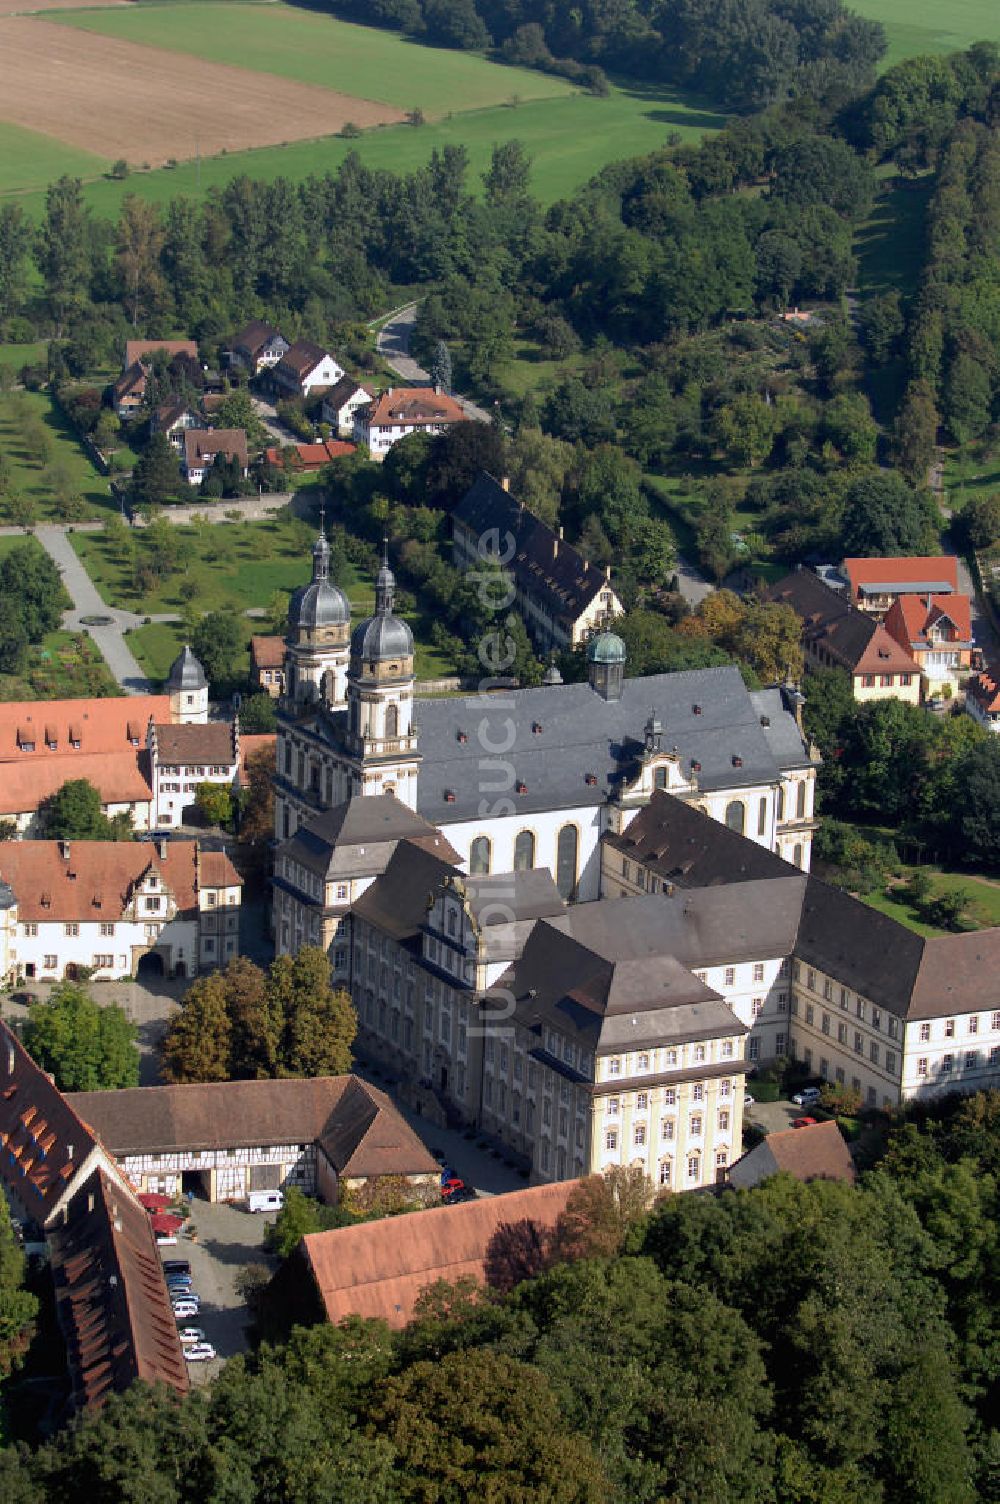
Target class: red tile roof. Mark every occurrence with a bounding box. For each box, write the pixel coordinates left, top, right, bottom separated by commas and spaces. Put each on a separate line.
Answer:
264, 440, 355, 470
124, 340, 198, 369
301, 1180, 579, 1327
49, 1168, 189, 1410
0, 1020, 104, 1224
729, 1119, 856, 1189
0, 696, 170, 760
851, 622, 922, 677
0, 751, 154, 820
364, 387, 467, 429
884, 593, 972, 650
844, 555, 959, 600
967, 670, 1000, 714
250, 635, 285, 670
183, 428, 249, 472
276, 340, 335, 379
0, 839, 240, 923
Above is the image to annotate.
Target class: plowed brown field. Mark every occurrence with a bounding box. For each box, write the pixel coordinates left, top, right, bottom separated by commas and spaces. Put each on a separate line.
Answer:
0, 16, 403, 165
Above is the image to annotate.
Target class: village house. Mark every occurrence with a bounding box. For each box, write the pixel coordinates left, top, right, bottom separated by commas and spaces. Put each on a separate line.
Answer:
250, 634, 287, 698
883, 593, 974, 696
843, 555, 960, 616
113, 341, 201, 421
767, 568, 922, 705
452, 472, 625, 653
271, 340, 344, 400
0, 1020, 188, 1412
65, 1075, 439, 1206
148, 718, 242, 829
965, 669, 1000, 732
0, 837, 242, 983
229, 320, 289, 376
354, 385, 468, 458
321, 375, 375, 437
151, 400, 202, 451
182, 428, 249, 485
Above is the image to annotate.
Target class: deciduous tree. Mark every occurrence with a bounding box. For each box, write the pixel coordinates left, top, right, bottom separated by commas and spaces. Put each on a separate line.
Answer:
22, 983, 139, 1092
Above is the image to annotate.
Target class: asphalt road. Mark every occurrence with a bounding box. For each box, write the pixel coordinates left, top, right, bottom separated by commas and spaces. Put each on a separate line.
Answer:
375, 303, 494, 424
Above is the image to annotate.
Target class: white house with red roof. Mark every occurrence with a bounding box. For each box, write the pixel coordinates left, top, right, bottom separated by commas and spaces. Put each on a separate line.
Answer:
966, 670, 1000, 733
843, 555, 960, 617
354, 385, 468, 458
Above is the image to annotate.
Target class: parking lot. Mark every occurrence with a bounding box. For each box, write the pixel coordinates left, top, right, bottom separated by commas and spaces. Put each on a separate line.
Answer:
745, 1097, 820, 1135
161, 1198, 279, 1385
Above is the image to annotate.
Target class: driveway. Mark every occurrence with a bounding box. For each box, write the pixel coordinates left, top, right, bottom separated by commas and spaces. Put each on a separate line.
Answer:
165, 1198, 279, 1384
35, 523, 152, 693
744, 1097, 813, 1135
375, 303, 493, 424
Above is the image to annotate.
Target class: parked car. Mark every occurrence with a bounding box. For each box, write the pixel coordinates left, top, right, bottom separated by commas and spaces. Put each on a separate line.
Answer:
792, 1086, 822, 1107
793, 1116, 818, 1129
247, 1190, 283, 1214
172, 1298, 200, 1319
163, 1261, 191, 1277
177, 1327, 206, 1346
446, 1185, 477, 1203
441, 1176, 466, 1199
166, 1272, 193, 1288
184, 1343, 217, 1363
744, 1093, 755, 1107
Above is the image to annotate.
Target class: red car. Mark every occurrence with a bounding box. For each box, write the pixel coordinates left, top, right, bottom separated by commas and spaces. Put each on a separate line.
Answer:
441, 1175, 466, 1199
793, 1116, 818, 1129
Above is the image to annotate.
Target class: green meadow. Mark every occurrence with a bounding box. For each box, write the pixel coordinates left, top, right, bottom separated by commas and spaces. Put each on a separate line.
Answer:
850, 0, 999, 67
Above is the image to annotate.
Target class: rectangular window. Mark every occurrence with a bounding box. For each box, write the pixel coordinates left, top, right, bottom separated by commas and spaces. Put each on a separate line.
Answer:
807, 970, 815, 991
917, 1057, 928, 1077
64, 922, 78, 936
100, 922, 115, 937
637, 1052, 649, 1071
920, 1022, 931, 1042
806, 1004, 814, 1025
634, 1124, 646, 1147
694, 1044, 706, 1062
854, 1032, 863, 1055
689, 1115, 702, 1135
605, 1130, 618, 1152
687, 1156, 700, 1181
871, 1007, 881, 1032
945, 1019, 955, 1038
607, 1097, 619, 1117
940, 1053, 953, 1073
886, 1050, 896, 1074
840, 988, 850, 1010
722, 1041, 734, 1058
753, 962, 765, 983
838, 1022, 847, 1044
752, 998, 764, 1018
824, 979, 833, 1001
663, 1089, 676, 1107
968, 1016, 978, 1035
856, 998, 865, 1021
718, 1110, 730, 1131
992, 1013, 1000, 1031
692, 1084, 704, 1102
720, 1080, 731, 1098
608, 1058, 621, 1076
661, 1118, 674, 1140
965, 1051, 978, 1069
821, 1013, 830, 1036
724, 967, 736, 987
636, 1092, 648, 1110
870, 1042, 879, 1065
44, 954, 57, 969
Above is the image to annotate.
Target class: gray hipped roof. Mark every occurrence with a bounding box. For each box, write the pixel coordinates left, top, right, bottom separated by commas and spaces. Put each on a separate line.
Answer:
410, 665, 807, 823
276, 796, 458, 880
607, 789, 799, 887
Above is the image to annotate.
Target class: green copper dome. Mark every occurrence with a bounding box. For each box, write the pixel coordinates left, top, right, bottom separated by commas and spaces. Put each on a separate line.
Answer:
587, 631, 626, 665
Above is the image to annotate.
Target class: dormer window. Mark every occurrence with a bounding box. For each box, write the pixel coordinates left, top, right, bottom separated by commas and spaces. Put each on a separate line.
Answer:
456, 730, 468, 743
732, 755, 743, 768
691, 759, 701, 773
585, 773, 597, 786
516, 781, 527, 795
692, 704, 702, 715
444, 790, 456, 803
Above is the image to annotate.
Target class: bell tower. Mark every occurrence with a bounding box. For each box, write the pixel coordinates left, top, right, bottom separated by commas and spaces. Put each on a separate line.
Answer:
344, 542, 420, 808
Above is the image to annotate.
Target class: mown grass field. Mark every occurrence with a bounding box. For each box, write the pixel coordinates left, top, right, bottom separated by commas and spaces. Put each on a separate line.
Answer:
851, 0, 999, 67
860, 870, 1000, 934
0, 389, 115, 522
54, 4, 574, 111
0, 120, 108, 195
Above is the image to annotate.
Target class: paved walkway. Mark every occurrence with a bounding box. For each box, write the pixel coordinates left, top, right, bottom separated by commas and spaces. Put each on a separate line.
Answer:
375, 303, 493, 424
35, 524, 153, 693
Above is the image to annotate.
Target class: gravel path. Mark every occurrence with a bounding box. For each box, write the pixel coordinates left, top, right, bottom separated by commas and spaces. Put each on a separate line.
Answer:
35, 523, 153, 693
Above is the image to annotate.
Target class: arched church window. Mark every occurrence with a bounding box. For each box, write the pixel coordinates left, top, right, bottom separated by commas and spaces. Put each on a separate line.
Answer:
725, 801, 745, 835
514, 829, 535, 871
556, 824, 578, 899
470, 836, 491, 875
797, 781, 807, 819
385, 703, 399, 738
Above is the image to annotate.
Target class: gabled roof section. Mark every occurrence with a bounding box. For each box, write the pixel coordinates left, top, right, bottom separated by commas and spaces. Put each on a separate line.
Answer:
250, 634, 285, 670
967, 671, 1000, 713
124, 339, 198, 369
48, 1168, 189, 1411
0, 838, 231, 923
454, 472, 611, 620
844, 555, 958, 599
183, 428, 249, 471
66, 1075, 437, 1177
323, 374, 373, 409
151, 720, 237, 765
277, 795, 459, 881
365, 386, 466, 428
233, 320, 285, 356
301, 1180, 579, 1327
729, 1120, 856, 1189
766, 570, 918, 676
0, 1020, 102, 1224
884, 594, 972, 649
277, 340, 335, 379
352, 837, 462, 940
0, 696, 169, 760
607, 790, 799, 887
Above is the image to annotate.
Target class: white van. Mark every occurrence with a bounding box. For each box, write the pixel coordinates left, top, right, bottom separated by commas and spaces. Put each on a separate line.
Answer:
247, 1189, 284, 1214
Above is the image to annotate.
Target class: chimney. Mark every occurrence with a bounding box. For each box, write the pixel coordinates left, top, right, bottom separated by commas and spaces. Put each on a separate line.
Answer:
157, 837, 168, 860
59, 840, 70, 861
500, 476, 511, 493
6, 1042, 14, 1075
553, 533, 559, 559
434, 382, 441, 395
605, 564, 612, 581
67, 1143, 74, 1162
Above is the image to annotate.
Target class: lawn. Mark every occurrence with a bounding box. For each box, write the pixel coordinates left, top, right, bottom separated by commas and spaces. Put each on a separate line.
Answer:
0, 120, 108, 195
0, 341, 47, 371
859, 870, 1000, 934
850, 0, 999, 67
55, 5, 573, 113
4, 77, 722, 212
0, 389, 116, 522
72, 514, 459, 682
855, 170, 934, 299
